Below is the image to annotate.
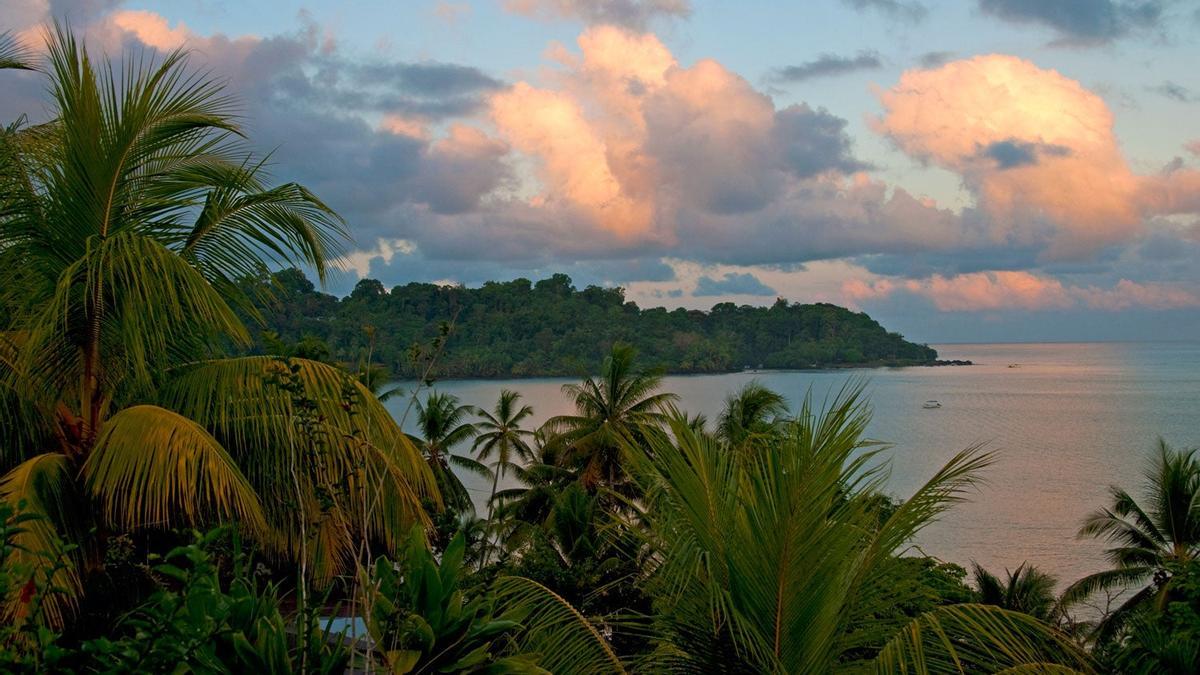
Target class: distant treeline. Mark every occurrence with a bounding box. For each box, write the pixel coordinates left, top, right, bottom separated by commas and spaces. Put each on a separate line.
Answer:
247, 269, 939, 378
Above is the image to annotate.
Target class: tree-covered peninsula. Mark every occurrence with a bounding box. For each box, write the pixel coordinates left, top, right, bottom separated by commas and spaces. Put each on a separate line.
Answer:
251, 268, 940, 378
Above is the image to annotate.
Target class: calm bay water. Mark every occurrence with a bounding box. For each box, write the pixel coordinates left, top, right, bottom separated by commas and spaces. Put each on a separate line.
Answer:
384, 342, 1200, 587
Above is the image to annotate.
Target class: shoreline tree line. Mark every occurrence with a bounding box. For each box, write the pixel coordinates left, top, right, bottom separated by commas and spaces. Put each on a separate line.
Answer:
248, 267, 940, 380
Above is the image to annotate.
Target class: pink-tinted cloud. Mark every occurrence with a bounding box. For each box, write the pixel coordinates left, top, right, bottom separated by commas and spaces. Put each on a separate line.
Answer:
11, 4, 264, 70
911, 271, 1073, 311
484, 25, 890, 253
875, 55, 1139, 256
1075, 279, 1200, 311
433, 1, 471, 24
490, 80, 659, 240
8, 3, 1198, 316
845, 271, 1200, 312
1136, 164, 1200, 216
875, 54, 1200, 259
411, 123, 511, 214
380, 114, 429, 139
108, 9, 194, 50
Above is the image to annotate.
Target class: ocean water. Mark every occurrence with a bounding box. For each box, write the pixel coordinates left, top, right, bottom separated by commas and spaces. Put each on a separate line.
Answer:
384, 342, 1200, 588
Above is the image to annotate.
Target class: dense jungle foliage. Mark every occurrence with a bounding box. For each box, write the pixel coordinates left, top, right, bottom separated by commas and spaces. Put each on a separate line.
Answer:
249, 268, 940, 378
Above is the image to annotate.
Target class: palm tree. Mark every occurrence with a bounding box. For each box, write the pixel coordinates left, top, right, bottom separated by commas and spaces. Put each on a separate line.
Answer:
0, 28, 435, 625
490, 434, 577, 553
543, 344, 677, 491
716, 380, 788, 448
1062, 440, 1200, 640
973, 562, 1060, 622
411, 391, 488, 514
473, 390, 536, 512
472, 389, 534, 565
628, 387, 1092, 672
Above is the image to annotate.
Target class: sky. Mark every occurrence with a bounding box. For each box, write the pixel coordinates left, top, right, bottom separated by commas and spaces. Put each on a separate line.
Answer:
3, 0, 1200, 343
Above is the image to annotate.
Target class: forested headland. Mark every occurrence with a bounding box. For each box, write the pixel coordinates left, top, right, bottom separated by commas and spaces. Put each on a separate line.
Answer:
250, 268, 942, 378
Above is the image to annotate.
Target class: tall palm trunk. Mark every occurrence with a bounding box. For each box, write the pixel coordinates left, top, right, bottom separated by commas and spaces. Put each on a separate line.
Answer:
480, 466, 501, 570
80, 293, 103, 452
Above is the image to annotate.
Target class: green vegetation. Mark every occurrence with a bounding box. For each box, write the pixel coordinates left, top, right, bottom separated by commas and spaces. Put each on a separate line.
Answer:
3, 27, 1198, 675
249, 267, 940, 378
0, 26, 435, 630
1063, 440, 1200, 641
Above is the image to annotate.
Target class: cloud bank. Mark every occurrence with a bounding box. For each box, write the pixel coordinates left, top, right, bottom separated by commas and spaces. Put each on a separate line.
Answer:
845, 271, 1200, 312
3, 1, 1199, 326
875, 54, 1200, 259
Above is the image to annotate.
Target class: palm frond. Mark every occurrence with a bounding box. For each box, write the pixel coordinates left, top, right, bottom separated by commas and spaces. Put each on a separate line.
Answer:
20, 231, 250, 399
1078, 503, 1163, 552
0, 333, 57, 469
0, 31, 36, 71
867, 446, 994, 564
176, 161, 347, 284
84, 404, 267, 534
872, 604, 1094, 674
159, 356, 436, 580
494, 575, 627, 674
450, 453, 493, 478
1059, 567, 1153, 608
0, 453, 85, 628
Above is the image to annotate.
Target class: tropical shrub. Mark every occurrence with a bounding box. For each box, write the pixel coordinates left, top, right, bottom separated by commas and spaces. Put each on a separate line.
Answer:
1, 524, 349, 673
363, 527, 540, 673
82, 529, 349, 674
1105, 560, 1200, 674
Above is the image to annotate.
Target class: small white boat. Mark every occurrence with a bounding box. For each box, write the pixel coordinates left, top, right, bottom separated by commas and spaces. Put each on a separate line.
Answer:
922, 400, 942, 409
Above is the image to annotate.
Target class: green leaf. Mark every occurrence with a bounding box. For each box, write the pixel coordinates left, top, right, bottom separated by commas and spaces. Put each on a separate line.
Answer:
84, 404, 267, 535
494, 576, 626, 675
0, 453, 84, 628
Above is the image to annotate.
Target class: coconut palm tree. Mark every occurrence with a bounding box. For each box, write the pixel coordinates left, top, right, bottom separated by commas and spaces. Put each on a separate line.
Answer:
411, 391, 488, 514
543, 344, 677, 491
716, 380, 788, 448
0, 28, 435, 625
490, 434, 576, 553
471, 389, 534, 565
972, 562, 1060, 622
473, 390, 535, 513
628, 388, 1092, 673
1062, 440, 1200, 640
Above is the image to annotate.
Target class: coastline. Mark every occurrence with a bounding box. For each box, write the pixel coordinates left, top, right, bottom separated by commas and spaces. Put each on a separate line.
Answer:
390, 357, 973, 384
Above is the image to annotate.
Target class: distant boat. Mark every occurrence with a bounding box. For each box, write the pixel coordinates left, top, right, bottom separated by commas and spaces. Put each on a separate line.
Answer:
1008, 363, 1020, 368
922, 400, 942, 409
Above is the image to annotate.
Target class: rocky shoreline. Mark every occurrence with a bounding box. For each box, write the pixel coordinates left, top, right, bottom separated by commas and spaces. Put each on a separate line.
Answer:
926, 359, 974, 366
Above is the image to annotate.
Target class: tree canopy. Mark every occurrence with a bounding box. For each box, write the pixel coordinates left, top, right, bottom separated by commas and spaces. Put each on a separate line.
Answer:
251, 269, 939, 378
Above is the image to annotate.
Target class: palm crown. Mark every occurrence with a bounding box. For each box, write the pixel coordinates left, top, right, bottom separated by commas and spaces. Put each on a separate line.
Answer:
630, 388, 1090, 672
972, 562, 1060, 623
0, 28, 435, 625
411, 391, 487, 514
543, 343, 677, 491
1062, 439, 1200, 638
716, 379, 789, 448
473, 389, 536, 475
